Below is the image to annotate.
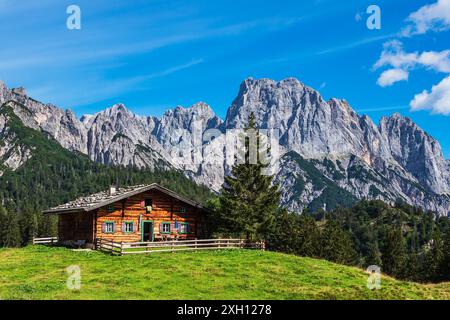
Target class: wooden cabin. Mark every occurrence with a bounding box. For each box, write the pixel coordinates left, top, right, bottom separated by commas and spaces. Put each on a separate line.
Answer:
43, 184, 209, 247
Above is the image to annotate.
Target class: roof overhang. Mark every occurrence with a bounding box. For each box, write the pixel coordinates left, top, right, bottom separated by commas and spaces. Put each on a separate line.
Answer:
42, 183, 209, 215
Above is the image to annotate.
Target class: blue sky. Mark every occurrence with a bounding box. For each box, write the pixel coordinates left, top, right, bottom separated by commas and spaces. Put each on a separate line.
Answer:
0, 0, 449, 156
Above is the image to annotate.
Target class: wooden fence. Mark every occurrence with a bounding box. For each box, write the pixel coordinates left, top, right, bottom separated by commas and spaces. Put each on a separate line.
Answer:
96, 238, 265, 255
32, 237, 58, 245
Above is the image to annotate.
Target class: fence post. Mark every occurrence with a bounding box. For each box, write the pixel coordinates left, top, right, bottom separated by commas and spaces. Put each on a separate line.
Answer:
120, 241, 124, 256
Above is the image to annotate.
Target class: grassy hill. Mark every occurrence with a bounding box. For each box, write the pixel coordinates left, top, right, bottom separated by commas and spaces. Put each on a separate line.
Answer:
0, 246, 449, 300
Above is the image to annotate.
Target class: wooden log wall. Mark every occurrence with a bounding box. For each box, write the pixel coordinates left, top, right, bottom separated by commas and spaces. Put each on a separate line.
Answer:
94, 189, 203, 242
58, 211, 94, 242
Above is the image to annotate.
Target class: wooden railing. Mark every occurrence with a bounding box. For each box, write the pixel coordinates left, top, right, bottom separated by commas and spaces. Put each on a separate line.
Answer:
32, 237, 58, 245
95, 238, 265, 255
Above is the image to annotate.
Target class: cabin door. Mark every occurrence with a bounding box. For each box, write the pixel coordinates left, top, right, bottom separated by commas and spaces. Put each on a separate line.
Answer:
142, 221, 153, 242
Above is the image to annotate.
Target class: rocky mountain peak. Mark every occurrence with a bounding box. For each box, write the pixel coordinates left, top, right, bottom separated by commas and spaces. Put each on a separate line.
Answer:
379, 112, 449, 195
11, 87, 27, 96
102, 103, 134, 117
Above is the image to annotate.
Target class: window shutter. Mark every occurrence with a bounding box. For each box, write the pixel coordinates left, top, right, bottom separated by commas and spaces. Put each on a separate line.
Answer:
102, 223, 106, 233
122, 222, 125, 233
112, 223, 115, 233
133, 222, 138, 232
159, 223, 163, 233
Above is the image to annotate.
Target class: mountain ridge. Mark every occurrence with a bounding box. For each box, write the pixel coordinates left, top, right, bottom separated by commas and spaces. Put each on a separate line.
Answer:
1, 78, 449, 215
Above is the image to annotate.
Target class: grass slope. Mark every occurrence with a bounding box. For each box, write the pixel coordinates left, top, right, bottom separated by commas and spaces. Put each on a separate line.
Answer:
0, 246, 449, 300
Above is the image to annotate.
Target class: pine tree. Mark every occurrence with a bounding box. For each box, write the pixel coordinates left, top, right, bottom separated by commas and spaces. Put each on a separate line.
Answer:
219, 113, 281, 241
320, 221, 357, 265
0, 205, 8, 246
422, 230, 444, 281
404, 250, 420, 281
439, 229, 450, 280
381, 226, 407, 277
2, 210, 21, 247
19, 209, 39, 245
296, 215, 321, 257
365, 241, 382, 267
266, 209, 298, 253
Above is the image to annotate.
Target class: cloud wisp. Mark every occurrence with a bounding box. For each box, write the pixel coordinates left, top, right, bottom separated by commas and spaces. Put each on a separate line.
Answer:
410, 75, 450, 115
374, 40, 450, 73
401, 0, 450, 37
376, 68, 409, 87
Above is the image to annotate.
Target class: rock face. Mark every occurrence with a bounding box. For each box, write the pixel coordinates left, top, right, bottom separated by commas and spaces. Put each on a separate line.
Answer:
0, 78, 449, 215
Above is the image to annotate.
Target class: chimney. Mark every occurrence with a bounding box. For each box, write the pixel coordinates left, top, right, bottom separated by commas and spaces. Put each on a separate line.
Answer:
109, 185, 117, 196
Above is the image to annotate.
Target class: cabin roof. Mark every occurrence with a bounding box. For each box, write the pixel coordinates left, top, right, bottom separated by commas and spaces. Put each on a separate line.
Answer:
42, 183, 207, 214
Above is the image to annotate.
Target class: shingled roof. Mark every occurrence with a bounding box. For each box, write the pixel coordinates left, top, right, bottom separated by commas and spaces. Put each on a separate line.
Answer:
43, 183, 207, 214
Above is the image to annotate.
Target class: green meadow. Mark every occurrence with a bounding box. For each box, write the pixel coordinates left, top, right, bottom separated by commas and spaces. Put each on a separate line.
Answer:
0, 246, 449, 300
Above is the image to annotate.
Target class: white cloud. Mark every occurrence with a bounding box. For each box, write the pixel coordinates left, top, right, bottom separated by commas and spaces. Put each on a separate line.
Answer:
377, 68, 409, 87
374, 40, 450, 73
401, 0, 450, 36
410, 75, 450, 115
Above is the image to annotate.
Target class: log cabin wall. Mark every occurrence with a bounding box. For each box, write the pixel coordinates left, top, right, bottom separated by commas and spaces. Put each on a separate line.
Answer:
58, 212, 94, 243
94, 189, 204, 242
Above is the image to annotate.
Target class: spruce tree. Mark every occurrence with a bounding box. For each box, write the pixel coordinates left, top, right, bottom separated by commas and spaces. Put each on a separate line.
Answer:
3, 210, 21, 247
422, 231, 444, 281
439, 229, 450, 281
0, 205, 7, 246
365, 241, 382, 267
381, 226, 407, 277
219, 113, 281, 241
19, 209, 39, 245
296, 215, 321, 257
320, 220, 357, 265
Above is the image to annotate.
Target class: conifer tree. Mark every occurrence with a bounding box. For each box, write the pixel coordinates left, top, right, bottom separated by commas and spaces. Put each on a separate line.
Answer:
19, 209, 39, 245
219, 113, 281, 241
439, 229, 450, 280
426, 231, 444, 280
0, 205, 7, 246
2, 210, 21, 247
365, 241, 382, 267
381, 226, 406, 277
404, 250, 420, 281
320, 220, 357, 265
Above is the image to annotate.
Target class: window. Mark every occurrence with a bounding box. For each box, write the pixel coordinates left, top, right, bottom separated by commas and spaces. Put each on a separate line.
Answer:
179, 223, 189, 234
123, 222, 134, 233
161, 222, 171, 234
107, 205, 115, 213
145, 199, 153, 213
180, 207, 186, 214
104, 222, 115, 234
